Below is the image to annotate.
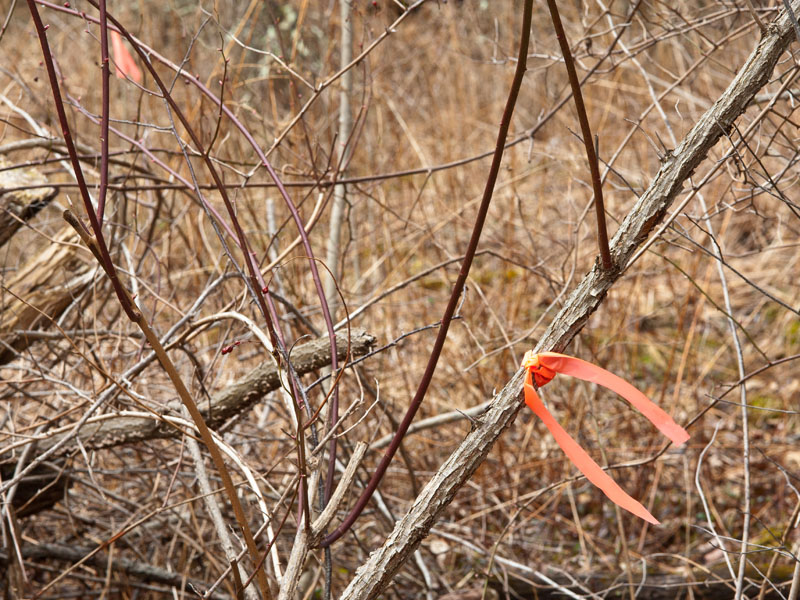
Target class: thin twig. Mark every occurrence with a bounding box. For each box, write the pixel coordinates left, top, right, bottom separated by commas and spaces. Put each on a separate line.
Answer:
183, 409, 262, 600
96, 0, 110, 225
693, 193, 751, 600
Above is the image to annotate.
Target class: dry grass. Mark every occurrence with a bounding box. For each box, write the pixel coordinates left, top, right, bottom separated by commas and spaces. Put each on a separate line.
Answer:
1, 0, 799, 598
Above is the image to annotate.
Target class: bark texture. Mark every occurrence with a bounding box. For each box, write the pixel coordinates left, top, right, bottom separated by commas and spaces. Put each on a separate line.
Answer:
0, 226, 96, 365
0, 158, 57, 248
336, 5, 800, 598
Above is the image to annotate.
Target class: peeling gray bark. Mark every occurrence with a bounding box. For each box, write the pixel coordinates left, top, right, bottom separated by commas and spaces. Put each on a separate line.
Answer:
0, 158, 57, 248
0, 227, 96, 365
336, 5, 800, 598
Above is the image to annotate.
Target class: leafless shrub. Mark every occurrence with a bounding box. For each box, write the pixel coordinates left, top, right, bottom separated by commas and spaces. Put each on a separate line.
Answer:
1, 1, 799, 599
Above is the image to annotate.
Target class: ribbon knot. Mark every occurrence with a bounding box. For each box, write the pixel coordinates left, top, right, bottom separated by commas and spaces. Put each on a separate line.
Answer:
521, 350, 557, 387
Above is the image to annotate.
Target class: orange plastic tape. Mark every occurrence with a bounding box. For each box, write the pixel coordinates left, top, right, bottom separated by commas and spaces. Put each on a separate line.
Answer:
111, 31, 142, 84
521, 351, 690, 524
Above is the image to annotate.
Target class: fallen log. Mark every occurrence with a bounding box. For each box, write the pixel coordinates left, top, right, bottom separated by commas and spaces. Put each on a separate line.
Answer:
7, 328, 375, 457
0, 542, 234, 599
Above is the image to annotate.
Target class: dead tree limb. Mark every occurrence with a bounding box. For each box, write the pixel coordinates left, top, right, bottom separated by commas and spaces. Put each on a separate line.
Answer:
0, 227, 95, 365
3, 328, 374, 458
0, 158, 57, 248
336, 3, 800, 597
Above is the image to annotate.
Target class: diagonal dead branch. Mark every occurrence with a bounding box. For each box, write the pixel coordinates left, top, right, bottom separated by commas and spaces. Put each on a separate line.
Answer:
276, 442, 369, 600
335, 2, 800, 597
0, 226, 95, 365
312, 441, 368, 537
1, 328, 374, 458
0, 158, 58, 248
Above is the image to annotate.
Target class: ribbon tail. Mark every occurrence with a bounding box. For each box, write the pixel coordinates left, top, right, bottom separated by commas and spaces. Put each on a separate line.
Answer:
111, 31, 143, 83
537, 353, 690, 446
523, 372, 660, 524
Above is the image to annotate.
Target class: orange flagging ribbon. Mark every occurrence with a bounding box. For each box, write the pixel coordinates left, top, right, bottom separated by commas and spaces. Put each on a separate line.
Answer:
111, 31, 143, 84
521, 351, 690, 524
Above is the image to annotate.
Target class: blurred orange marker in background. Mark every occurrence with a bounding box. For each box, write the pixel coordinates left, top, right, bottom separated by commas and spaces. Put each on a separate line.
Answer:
110, 30, 142, 84
521, 351, 690, 524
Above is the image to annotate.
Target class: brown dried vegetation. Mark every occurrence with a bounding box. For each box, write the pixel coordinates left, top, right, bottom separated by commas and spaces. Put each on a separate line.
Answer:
0, 1, 799, 598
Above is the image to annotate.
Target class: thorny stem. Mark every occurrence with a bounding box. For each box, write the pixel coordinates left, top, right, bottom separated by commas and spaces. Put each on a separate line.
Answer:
135, 316, 273, 599
78, 4, 321, 527
96, 0, 109, 225
26, 0, 138, 321
289, 385, 312, 536
29, 0, 635, 197
28, 1, 272, 594
99, 4, 281, 349
545, 0, 613, 270
63, 213, 273, 599
80, 0, 342, 510
319, 0, 535, 548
